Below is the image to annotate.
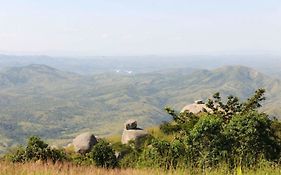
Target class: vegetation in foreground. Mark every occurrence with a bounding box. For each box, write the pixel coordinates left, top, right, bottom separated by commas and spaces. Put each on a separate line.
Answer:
2, 89, 281, 174
0, 162, 281, 175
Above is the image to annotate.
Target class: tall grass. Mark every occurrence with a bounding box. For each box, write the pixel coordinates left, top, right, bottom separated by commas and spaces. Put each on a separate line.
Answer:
0, 162, 281, 175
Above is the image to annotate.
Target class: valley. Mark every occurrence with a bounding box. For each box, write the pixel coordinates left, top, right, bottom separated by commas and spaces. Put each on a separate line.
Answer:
0, 64, 281, 153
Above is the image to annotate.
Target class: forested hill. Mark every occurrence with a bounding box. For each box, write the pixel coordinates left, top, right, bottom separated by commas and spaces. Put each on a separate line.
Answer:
0, 64, 281, 152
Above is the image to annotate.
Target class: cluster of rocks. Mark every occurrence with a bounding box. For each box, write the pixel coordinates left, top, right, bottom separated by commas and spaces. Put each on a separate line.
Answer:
70, 101, 211, 154
121, 119, 148, 145
71, 119, 148, 154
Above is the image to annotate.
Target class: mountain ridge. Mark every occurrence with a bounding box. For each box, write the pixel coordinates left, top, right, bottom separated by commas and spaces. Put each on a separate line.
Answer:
0, 64, 280, 152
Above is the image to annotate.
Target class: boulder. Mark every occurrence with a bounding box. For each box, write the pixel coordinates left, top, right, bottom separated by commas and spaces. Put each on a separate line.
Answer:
124, 119, 138, 130
181, 102, 211, 114
121, 129, 148, 144
73, 132, 98, 154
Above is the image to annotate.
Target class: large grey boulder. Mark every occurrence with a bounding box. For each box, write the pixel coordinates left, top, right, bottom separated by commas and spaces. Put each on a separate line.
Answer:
73, 132, 98, 154
124, 119, 138, 130
181, 100, 211, 114
121, 119, 149, 145
121, 129, 148, 144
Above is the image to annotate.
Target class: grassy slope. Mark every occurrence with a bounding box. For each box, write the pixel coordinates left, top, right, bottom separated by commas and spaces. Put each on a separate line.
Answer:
0, 65, 281, 152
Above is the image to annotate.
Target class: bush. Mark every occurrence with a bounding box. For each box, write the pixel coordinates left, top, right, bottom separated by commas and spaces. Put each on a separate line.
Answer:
5, 146, 26, 163
187, 115, 226, 166
224, 112, 281, 166
118, 145, 140, 168
88, 140, 118, 168
24, 136, 50, 161
5, 136, 67, 163
161, 108, 199, 135
121, 138, 186, 169
160, 89, 281, 168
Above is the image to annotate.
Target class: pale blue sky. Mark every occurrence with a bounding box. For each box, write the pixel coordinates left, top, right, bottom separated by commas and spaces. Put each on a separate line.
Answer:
0, 0, 280, 56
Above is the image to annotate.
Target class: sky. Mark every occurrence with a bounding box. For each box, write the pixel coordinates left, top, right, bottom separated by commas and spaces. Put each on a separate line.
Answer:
0, 0, 281, 56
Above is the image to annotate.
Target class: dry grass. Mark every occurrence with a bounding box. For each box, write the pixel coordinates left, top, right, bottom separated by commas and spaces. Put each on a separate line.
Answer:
147, 126, 174, 141
1, 162, 281, 175
106, 135, 122, 143
0, 162, 180, 175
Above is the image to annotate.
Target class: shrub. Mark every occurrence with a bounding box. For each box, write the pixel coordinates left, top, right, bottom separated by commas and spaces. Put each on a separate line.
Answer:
118, 145, 140, 168
187, 115, 226, 166
88, 140, 118, 168
5, 136, 67, 163
125, 138, 186, 169
161, 108, 199, 135
224, 112, 281, 166
5, 146, 26, 163
160, 89, 281, 168
24, 136, 50, 161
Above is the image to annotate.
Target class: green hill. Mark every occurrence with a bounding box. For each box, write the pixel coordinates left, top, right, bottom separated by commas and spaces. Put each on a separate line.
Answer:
0, 64, 281, 152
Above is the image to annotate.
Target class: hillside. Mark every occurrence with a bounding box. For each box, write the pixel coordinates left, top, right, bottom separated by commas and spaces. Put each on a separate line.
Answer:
1, 54, 281, 77
0, 64, 281, 152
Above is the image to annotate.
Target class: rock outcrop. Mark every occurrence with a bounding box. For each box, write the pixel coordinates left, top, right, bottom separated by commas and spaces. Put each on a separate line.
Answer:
121, 119, 148, 145
181, 100, 211, 114
73, 132, 98, 154
124, 119, 138, 130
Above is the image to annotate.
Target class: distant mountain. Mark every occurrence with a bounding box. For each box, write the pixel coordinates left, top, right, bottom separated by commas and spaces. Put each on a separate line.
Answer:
0, 64, 80, 87
154, 66, 281, 110
0, 64, 281, 153
1, 54, 281, 77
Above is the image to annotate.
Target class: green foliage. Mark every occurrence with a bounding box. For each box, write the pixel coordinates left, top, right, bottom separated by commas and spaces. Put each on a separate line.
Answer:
118, 145, 140, 168
149, 139, 186, 169
88, 140, 118, 168
5, 146, 26, 163
160, 121, 181, 135
187, 115, 226, 166
161, 109, 199, 135
272, 119, 281, 140
5, 136, 66, 163
119, 138, 186, 169
206, 93, 242, 120
206, 88, 266, 121
24, 136, 49, 161
161, 89, 281, 168
118, 135, 155, 168
242, 88, 266, 113
224, 112, 281, 165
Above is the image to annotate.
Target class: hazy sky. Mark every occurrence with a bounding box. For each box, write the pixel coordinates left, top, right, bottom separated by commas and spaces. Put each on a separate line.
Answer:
0, 0, 281, 56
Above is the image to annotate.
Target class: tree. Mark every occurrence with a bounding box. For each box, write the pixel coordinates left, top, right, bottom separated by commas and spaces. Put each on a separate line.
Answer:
6, 136, 66, 163
224, 111, 280, 165
88, 140, 118, 168
161, 89, 281, 167
242, 88, 266, 113
187, 115, 226, 166
206, 88, 266, 121
160, 108, 199, 135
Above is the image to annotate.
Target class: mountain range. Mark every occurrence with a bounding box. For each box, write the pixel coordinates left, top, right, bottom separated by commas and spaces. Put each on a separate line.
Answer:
1, 54, 281, 77
0, 64, 281, 152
